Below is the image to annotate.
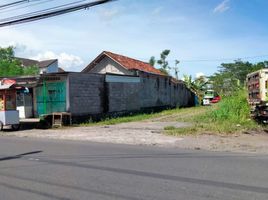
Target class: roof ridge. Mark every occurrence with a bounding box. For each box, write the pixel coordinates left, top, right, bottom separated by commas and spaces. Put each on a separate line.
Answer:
103, 51, 151, 65
39, 59, 57, 62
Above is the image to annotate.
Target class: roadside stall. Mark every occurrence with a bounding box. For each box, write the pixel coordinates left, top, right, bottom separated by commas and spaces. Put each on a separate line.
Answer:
0, 82, 21, 131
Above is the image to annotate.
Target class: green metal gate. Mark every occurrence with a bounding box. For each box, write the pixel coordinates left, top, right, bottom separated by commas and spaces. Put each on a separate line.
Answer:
36, 81, 66, 116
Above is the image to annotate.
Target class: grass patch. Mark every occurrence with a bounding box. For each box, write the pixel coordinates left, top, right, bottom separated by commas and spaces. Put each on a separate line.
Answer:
165, 90, 262, 136
80, 108, 185, 126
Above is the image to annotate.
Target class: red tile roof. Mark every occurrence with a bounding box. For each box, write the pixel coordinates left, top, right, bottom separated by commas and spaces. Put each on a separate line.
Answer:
103, 51, 164, 75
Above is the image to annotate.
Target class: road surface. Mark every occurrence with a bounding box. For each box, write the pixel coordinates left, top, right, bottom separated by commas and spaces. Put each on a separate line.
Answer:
0, 136, 268, 200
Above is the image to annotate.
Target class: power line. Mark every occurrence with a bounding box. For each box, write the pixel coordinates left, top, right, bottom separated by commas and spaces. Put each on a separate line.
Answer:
0, 0, 56, 14
178, 54, 268, 63
0, 0, 114, 27
0, 0, 88, 22
139, 54, 268, 64
0, 0, 45, 10
0, 0, 28, 9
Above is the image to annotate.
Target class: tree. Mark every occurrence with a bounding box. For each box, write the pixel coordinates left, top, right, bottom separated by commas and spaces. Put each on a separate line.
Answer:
0, 46, 39, 77
174, 60, 180, 80
183, 74, 207, 103
149, 56, 156, 66
209, 60, 266, 95
149, 50, 181, 78
157, 49, 170, 75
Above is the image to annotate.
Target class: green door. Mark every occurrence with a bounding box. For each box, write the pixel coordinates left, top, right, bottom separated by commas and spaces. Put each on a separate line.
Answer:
36, 81, 66, 116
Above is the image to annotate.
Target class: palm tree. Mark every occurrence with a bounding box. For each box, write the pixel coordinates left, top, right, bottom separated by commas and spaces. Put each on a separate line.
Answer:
183, 75, 208, 104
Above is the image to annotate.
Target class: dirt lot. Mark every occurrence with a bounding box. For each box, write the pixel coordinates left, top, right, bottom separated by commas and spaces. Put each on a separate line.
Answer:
2, 115, 268, 154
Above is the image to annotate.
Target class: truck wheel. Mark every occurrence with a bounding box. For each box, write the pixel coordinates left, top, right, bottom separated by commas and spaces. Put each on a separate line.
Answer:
11, 124, 20, 131
0, 121, 3, 131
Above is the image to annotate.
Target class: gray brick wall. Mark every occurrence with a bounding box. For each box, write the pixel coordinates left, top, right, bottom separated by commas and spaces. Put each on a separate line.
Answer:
107, 82, 140, 112
67, 72, 194, 116
139, 72, 195, 108
68, 73, 105, 116
139, 73, 172, 108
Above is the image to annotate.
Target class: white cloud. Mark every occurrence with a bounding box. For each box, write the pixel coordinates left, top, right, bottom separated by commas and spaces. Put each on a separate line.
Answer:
213, 0, 230, 14
98, 7, 121, 21
0, 29, 42, 50
32, 51, 84, 71
195, 72, 205, 78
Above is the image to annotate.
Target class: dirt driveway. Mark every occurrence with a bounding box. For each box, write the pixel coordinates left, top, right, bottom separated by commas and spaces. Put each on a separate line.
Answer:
2, 121, 190, 147
2, 113, 268, 154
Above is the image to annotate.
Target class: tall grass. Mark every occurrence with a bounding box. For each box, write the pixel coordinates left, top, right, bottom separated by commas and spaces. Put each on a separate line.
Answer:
166, 90, 261, 136
206, 90, 251, 124
197, 90, 258, 133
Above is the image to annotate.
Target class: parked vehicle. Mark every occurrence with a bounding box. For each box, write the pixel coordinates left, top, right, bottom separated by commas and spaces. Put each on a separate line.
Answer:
247, 69, 268, 123
202, 90, 221, 105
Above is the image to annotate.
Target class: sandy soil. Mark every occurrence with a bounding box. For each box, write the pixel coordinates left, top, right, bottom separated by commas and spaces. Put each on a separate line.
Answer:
2, 117, 268, 154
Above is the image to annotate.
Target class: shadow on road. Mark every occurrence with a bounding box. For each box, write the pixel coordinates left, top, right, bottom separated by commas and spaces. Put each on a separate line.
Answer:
0, 151, 43, 162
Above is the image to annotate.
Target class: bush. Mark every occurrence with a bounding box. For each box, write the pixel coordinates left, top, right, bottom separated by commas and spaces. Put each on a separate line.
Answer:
196, 89, 258, 133
209, 90, 251, 123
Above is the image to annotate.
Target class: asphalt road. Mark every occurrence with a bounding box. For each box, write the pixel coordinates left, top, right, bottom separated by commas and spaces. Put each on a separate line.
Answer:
0, 137, 268, 200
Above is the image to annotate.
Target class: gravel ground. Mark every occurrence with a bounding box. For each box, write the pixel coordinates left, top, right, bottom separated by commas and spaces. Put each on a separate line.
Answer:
1, 121, 190, 147
2, 119, 268, 154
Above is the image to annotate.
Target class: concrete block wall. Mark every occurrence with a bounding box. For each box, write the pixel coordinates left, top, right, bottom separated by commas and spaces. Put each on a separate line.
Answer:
68, 72, 194, 117
139, 72, 195, 108
139, 74, 172, 108
68, 73, 105, 116
107, 82, 140, 112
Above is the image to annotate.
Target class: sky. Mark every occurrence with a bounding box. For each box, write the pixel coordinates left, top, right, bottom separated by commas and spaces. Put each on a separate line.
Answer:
0, 0, 268, 78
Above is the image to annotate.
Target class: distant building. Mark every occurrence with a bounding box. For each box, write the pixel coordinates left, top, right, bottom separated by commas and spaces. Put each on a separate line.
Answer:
17, 57, 60, 74
82, 51, 164, 76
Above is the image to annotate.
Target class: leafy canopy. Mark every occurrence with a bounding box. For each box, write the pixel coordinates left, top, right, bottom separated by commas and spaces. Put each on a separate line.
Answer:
210, 60, 267, 95
0, 46, 39, 77
149, 50, 180, 77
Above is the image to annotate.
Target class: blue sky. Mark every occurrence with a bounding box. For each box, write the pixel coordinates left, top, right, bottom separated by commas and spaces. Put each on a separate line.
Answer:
0, 0, 268, 78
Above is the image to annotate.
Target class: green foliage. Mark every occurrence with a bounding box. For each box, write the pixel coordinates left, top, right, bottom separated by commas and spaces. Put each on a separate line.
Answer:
80, 108, 182, 126
149, 56, 156, 66
165, 91, 261, 136
157, 49, 170, 71
198, 90, 258, 133
207, 90, 251, 123
149, 50, 181, 78
23, 65, 39, 76
183, 74, 207, 103
210, 60, 266, 95
0, 46, 39, 77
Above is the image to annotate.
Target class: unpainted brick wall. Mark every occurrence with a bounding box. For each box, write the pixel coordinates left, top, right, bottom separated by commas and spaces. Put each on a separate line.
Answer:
68, 72, 195, 116
106, 82, 140, 112
68, 73, 105, 115
139, 74, 171, 108
139, 72, 194, 109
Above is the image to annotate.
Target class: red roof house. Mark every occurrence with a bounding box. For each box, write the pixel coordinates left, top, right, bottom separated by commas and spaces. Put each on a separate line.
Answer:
82, 51, 164, 76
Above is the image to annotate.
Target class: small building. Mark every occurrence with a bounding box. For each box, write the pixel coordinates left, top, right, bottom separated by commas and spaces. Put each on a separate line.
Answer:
82, 51, 195, 111
17, 57, 59, 74
82, 51, 164, 76
0, 51, 195, 123
10, 73, 105, 118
